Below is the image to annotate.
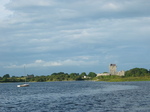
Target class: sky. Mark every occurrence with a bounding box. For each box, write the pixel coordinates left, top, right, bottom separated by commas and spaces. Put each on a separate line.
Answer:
0, 0, 150, 76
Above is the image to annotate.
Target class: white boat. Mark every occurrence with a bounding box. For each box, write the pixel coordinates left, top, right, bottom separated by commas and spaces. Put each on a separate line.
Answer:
17, 66, 30, 87
17, 84, 29, 87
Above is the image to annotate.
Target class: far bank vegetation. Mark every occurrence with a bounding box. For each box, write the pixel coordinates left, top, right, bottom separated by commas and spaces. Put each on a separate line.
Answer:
0, 68, 150, 82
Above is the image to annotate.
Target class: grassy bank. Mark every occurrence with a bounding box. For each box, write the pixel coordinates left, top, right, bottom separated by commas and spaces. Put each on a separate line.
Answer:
95, 76, 150, 82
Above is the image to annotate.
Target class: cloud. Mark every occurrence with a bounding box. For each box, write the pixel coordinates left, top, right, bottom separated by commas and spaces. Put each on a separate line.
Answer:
101, 2, 120, 11
0, 0, 150, 75
4, 57, 99, 69
0, 0, 13, 20
4, 60, 61, 68
7, 0, 55, 10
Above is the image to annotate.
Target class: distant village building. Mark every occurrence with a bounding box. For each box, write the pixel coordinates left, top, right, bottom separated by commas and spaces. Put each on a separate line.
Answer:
83, 76, 87, 78
27, 74, 34, 78
97, 64, 125, 76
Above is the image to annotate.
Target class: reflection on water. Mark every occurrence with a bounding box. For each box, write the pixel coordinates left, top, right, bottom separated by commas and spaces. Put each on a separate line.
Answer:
0, 81, 150, 112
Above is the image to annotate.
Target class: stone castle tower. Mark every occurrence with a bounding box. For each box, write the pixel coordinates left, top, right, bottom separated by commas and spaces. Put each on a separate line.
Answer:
109, 64, 117, 75
97, 64, 125, 76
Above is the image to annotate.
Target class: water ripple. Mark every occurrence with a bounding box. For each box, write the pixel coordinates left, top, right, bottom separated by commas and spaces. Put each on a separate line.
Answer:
0, 81, 150, 112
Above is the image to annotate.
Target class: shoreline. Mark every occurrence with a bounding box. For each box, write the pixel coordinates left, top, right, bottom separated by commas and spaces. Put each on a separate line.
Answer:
1, 77, 150, 83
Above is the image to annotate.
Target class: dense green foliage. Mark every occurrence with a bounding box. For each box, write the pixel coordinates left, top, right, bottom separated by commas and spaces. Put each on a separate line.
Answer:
0, 72, 86, 82
3, 74, 10, 78
88, 72, 97, 78
125, 68, 149, 77
1, 67, 150, 83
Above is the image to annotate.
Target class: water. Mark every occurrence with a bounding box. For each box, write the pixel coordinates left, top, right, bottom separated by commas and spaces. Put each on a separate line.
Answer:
0, 81, 150, 112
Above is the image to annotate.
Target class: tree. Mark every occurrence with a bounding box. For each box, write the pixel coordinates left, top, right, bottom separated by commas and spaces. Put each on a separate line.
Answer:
3, 74, 10, 78
69, 73, 79, 80
88, 72, 97, 78
80, 72, 87, 77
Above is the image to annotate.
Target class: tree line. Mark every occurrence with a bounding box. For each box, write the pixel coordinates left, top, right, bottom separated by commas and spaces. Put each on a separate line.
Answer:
0, 72, 97, 82
0, 68, 150, 82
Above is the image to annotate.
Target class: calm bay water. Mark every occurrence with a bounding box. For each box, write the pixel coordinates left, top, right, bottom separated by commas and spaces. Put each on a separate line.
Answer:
0, 81, 150, 112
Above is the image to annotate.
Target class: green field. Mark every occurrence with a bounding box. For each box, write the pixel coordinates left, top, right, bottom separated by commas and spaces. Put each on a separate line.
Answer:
95, 76, 150, 82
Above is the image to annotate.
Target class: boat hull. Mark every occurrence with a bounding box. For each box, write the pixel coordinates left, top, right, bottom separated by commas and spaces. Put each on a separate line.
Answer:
17, 84, 29, 87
